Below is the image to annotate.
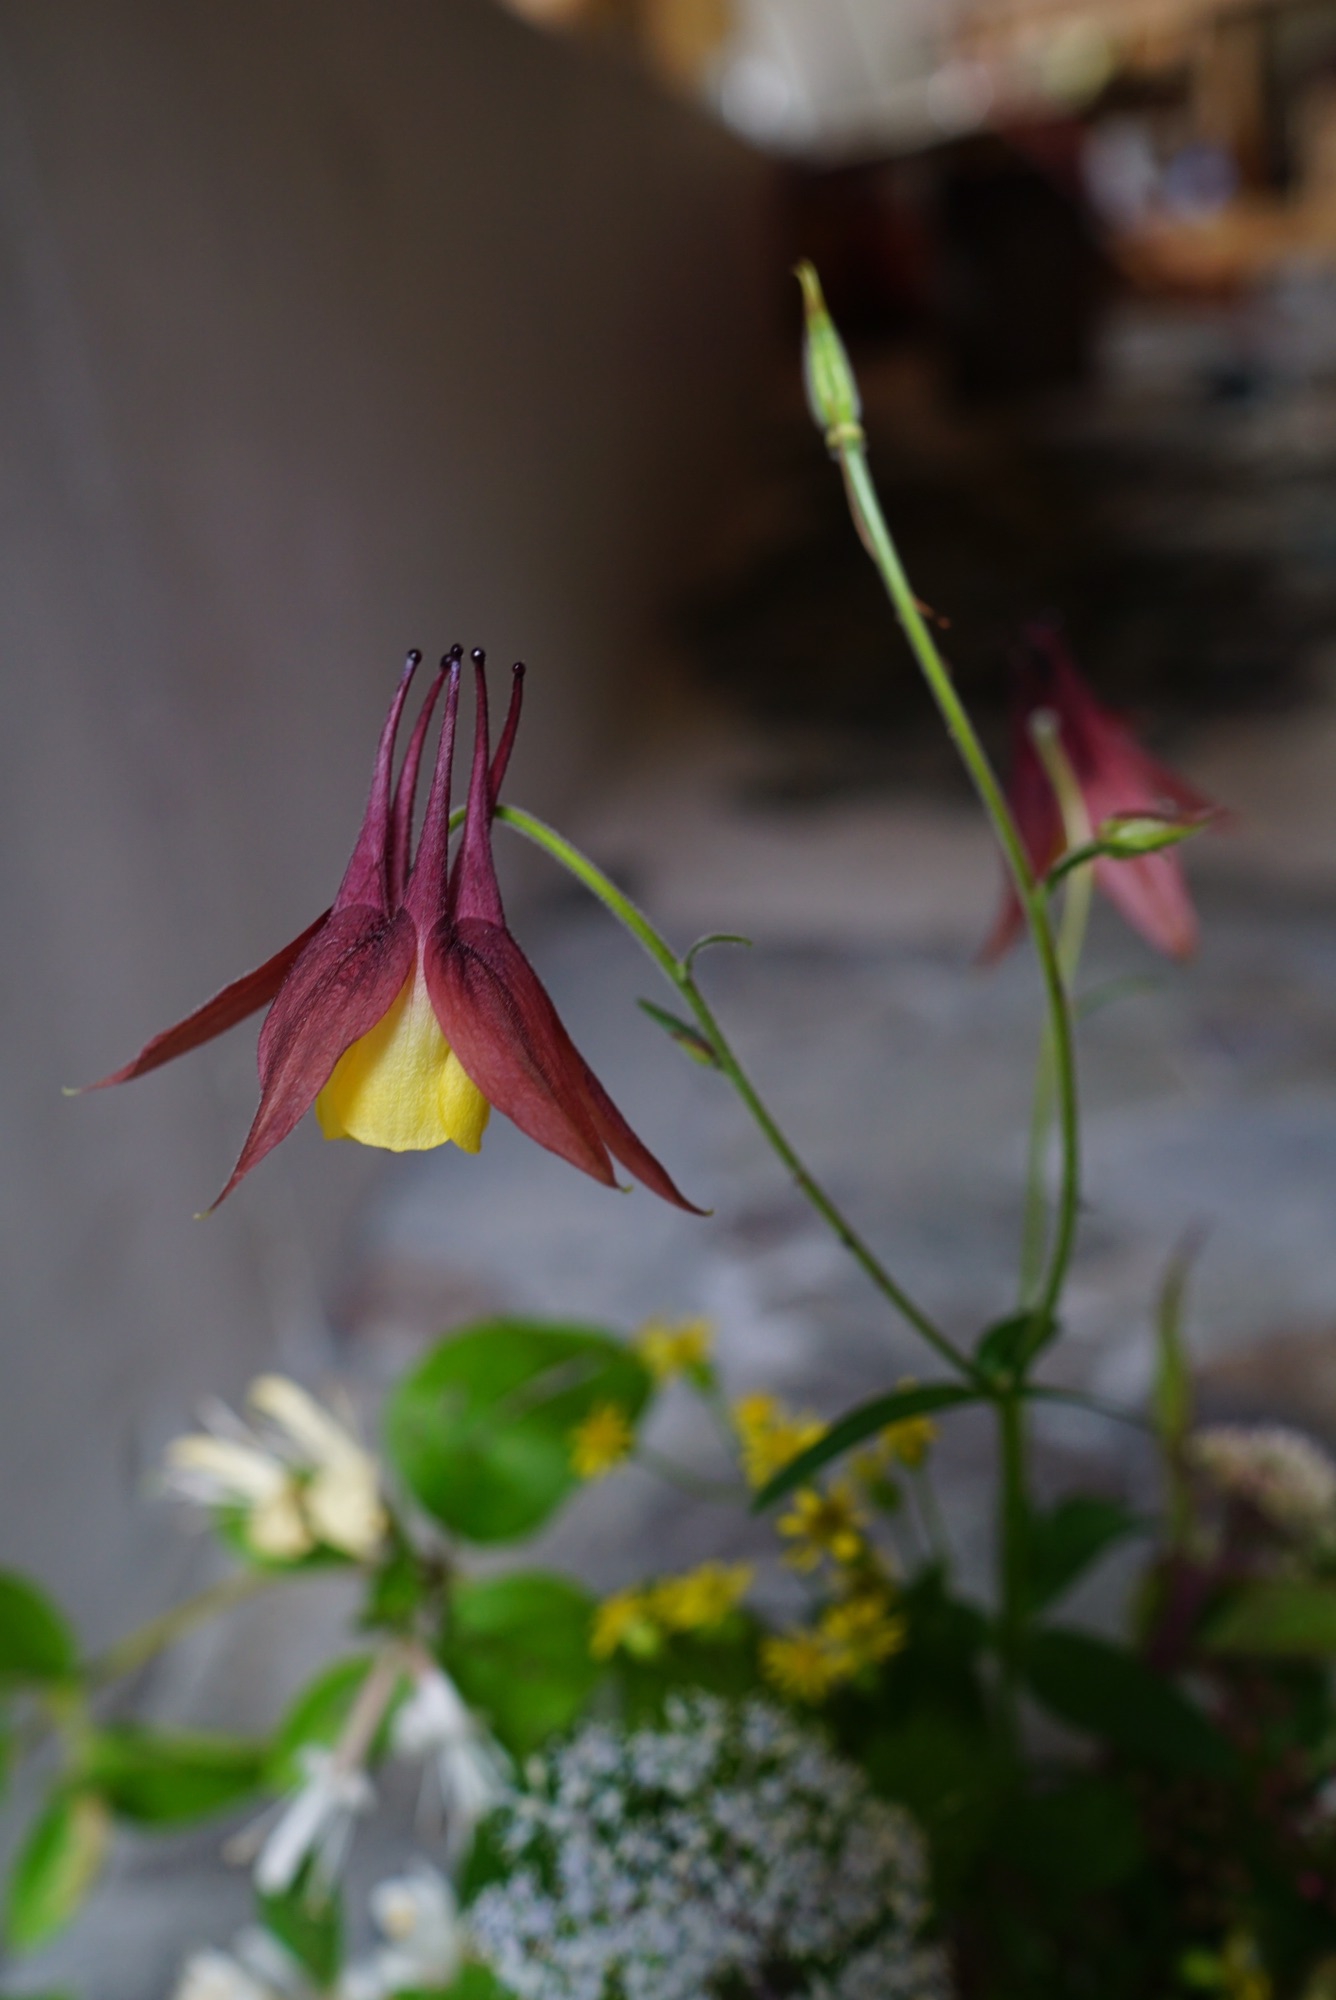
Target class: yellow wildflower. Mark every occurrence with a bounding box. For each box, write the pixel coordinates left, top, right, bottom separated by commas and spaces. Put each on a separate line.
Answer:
570, 1403, 635, 1481
778, 1483, 868, 1571
760, 1628, 847, 1705
882, 1411, 937, 1470
651, 1561, 753, 1633
634, 1317, 714, 1383
732, 1393, 826, 1491
590, 1587, 660, 1661
819, 1591, 906, 1672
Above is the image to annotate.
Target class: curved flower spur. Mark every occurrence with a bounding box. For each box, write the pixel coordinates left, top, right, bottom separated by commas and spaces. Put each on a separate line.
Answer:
83, 648, 700, 1213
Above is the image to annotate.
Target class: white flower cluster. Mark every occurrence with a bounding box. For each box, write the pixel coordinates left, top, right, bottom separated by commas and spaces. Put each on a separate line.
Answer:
1189, 1424, 1336, 1547
468, 1694, 952, 2000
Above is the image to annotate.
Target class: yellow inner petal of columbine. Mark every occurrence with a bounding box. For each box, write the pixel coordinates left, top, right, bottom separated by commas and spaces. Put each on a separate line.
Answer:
316, 966, 490, 1154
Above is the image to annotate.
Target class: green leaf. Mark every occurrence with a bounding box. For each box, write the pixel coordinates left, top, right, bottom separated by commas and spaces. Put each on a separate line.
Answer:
1008, 1776, 1145, 1894
974, 1310, 1055, 1386
752, 1384, 980, 1511
267, 1656, 382, 1790
442, 1572, 597, 1758
681, 933, 752, 975
6, 1790, 110, 1950
385, 1321, 653, 1543
422, 1969, 508, 2000
1026, 1497, 1143, 1612
1201, 1580, 1336, 1657
1152, 1238, 1199, 1452
362, 1527, 428, 1635
636, 1000, 718, 1068
1025, 1628, 1234, 1777
0, 1573, 76, 1685
88, 1725, 266, 1824
258, 1874, 341, 1983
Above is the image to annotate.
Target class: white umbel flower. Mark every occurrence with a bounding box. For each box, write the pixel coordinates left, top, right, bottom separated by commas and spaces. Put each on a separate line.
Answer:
392, 1665, 509, 1866
1189, 1424, 1336, 1545
162, 1374, 386, 1562
339, 1862, 464, 1999
469, 1694, 952, 2000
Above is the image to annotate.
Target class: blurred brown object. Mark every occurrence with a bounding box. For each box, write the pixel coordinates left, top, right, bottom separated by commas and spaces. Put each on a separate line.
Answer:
638, 0, 731, 92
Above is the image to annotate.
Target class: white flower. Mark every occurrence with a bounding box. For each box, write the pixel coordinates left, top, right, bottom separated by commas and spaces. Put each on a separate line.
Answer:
339, 1863, 464, 2000
163, 1374, 386, 1562
240, 1747, 376, 1899
173, 1929, 314, 2000
392, 1666, 509, 1867
1189, 1424, 1336, 1545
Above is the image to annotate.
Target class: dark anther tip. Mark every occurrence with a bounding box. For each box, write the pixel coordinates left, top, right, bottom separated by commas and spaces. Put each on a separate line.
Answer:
512, 660, 526, 679
445, 641, 464, 661
470, 646, 486, 665
406, 648, 423, 667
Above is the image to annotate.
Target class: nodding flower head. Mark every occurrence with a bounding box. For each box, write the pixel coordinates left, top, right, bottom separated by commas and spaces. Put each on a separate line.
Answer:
84, 649, 700, 1213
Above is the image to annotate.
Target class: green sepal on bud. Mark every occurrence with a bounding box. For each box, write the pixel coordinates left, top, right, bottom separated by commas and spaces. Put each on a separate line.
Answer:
1096, 812, 1213, 856
795, 262, 863, 451
637, 999, 719, 1068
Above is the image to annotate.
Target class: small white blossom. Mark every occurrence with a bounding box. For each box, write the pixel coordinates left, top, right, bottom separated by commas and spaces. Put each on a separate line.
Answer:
339, 1863, 464, 1999
393, 1665, 509, 1867
163, 1375, 386, 1562
236, 1747, 376, 1899
468, 1694, 952, 2000
1189, 1424, 1336, 1546
173, 1929, 314, 2000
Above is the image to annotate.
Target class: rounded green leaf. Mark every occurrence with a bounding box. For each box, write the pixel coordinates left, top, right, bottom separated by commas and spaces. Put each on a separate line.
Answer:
385, 1321, 652, 1543
6, 1790, 110, 1951
0, 1573, 76, 1685
442, 1571, 597, 1757
88, 1725, 266, 1824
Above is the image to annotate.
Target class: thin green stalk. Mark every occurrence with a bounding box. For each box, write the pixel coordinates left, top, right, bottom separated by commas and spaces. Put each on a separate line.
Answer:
997, 1389, 1029, 1727
494, 805, 972, 1378
86, 1566, 279, 1691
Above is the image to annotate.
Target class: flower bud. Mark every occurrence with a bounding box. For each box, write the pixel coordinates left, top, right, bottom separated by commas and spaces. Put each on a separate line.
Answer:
1097, 812, 1212, 856
795, 262, 863, 448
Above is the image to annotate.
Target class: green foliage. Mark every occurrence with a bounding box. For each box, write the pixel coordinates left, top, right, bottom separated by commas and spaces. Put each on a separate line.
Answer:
1025, 1628, 1234, 1777
974, 1310, 1056, 1385
752, 1383, 980, 1510
441, 1571, 598, 1757
425, 1971, 509, 2000
1026, 1497, 1143, 1612
0, 1572, 76, 1685
614, 1619, 763, 1729
1202, 1579, 1336, 1656
1006, 1777, 1145, 1896
6, 1790, 109, 1951
87, 1724, 266, 1823
258, 1873, 341, 1983
385, 1320, 653, 1543
636, 999, 718, 1067
267, 1655, 385, 1790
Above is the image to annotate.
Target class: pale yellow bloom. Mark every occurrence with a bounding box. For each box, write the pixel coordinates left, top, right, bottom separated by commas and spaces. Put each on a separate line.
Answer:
819, 1591, 906, 1672
731, 1393, 826, 1491
569, 1403, 636, 1481
634, 1318, 714, 1383
760, 1628, 847, 1705
778, 1483, 868, 1571
650, 1562, 753, 1633
590, 1588, 661, 1661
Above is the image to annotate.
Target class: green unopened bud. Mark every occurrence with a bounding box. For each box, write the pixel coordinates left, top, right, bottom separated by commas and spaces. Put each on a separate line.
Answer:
795, 261, 863, 450
1098, 812, 1210, 856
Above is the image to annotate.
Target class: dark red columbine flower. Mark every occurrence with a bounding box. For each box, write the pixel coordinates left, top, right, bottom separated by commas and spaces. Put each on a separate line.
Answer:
86, 648, 700, 1214
984, 624, 1219, 962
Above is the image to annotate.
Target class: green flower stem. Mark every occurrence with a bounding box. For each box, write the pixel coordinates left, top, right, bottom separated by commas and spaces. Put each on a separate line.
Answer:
997, 1387, 1029, 1729
86, 1566, 280, 1691
833, 448, 1080, 1336
495, 806, 973, 1379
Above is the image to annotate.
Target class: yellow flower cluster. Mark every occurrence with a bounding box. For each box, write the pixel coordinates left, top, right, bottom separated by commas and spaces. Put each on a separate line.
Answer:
569, 1403, 636, 1481
761, 1589, 905, 1704
590, 1561, 754, 1661
731, 1394, 826, 1492
852, 1385, 938, 1482
778, 1482, 868, 1571
633, 1317, 714, 1384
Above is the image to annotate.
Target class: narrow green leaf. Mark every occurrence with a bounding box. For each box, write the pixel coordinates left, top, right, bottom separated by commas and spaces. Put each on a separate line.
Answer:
88, 1725, 266, 1824
1201, 1580, 1336, 1657
442, 1571, 597, 1758
385, 1321, 652, 1543
1026, 1498, 1143, 1612
258, 1874, 341, 1983
1025, 1628, 1233, 1777
6, 1791, 110, 1950
0, 1573, 76, 1685
681, 933, 753, 975
974, 1310, 1055, 1385
752, 1384, 980, 1511
1152, 1237, 1200, 1451
636, 1000, 718, 1068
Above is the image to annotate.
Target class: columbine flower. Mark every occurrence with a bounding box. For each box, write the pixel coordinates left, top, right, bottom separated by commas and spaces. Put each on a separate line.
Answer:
569, 1402, 636, 1480
244, 1746, 375, 1899
84, 648, 698, 1212
1189, 1425, 1336, 1547
650, 1560, 754, 1633
391, 1664, 508, 1866
985, 622, 1218, 962
779, 1483, 869, 1572
173, 1929, 315, 2000
731, 1393, 827, 1492
162, 1374, 386, 1563
340, 1864, 464, 2000
468, 1694, 950, 2000
633, 1317, 714, 1383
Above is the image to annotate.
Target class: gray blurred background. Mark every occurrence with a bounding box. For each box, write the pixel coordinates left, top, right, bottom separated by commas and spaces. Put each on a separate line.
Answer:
9, 0, 1336, 1987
